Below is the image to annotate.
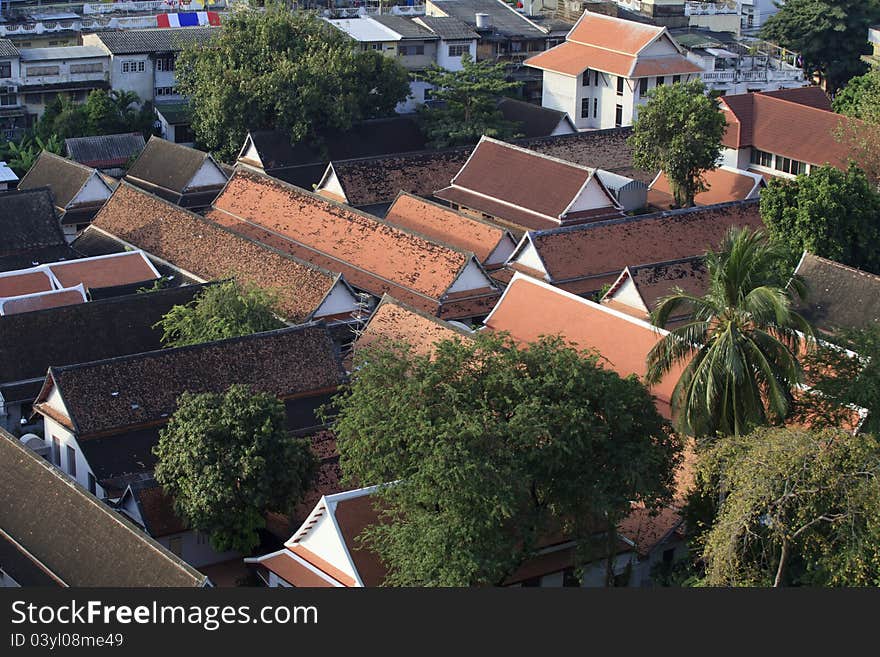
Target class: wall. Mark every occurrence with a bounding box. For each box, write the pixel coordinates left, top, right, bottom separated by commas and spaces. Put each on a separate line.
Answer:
41, 415, 104, 499
314, 279, 359, 320
606, 274, 648, 314
436, 38, 477, 71
105, 52, 153, 105
446, 259, 495, 293
185, 160, 227, 190
297, 511, 359, 584
511, 238, 548, 276
541, 70, 578, 128
397, 78, 433, 114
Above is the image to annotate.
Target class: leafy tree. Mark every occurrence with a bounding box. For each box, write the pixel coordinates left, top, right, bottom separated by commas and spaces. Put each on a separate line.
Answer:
1, 134, 63, 176
646, 227, 813, 438
154, 384, 316, 553
328, 332, 682, 586
761, 0, 880, 91
155, 279, 284, 348
832, 70, 880, 183
832, 69, 880, 120
759, 164, 880, 273
694, 426, 880, 587
415, 52, 522, 147
794, 327, 880, 435
628, 79, 726, 207
175, 8, 410, 161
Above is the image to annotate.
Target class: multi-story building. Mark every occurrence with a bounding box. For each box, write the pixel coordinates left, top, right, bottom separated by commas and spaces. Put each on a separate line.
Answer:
865, 25, 880, 68
525, 11, 703, 130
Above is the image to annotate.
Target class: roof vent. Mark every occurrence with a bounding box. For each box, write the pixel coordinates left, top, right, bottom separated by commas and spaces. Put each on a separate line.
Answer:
475, 12, 491, 29
111, 391, 119, 396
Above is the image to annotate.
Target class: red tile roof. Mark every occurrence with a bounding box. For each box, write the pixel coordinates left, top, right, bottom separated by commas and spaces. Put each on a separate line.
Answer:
720, 92, 859, 168
383, 192, 514, 266
484, 273, 683, 417
648, 167, 762, 208
259, 550, 338, 587
525, 40, 635, 77
630, 57, 703, 78
567, 11, 663, 54
759, 86, 832, 111
47, 252, 159, 291
1, 288, 86, 316
208, 169, 498, 319
0, 270, 53, 298
89, 182, 341, 322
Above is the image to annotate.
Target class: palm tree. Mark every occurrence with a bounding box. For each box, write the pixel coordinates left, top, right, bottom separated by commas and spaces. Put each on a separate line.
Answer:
646, 227, 814, 438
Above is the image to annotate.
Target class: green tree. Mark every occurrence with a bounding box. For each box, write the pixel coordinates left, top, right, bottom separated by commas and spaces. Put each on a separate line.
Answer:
695, 426, 880, 587
415, 52, 522, 147
328, 332, 681, 586
628, 79, 726, 207
153, 384, 316, 553
832, 70, 880, 183
155, 279, 284, 348
759, 164, 880, 273
646, 227, 813, 438
1, 134, 63, 176
175, 8, 410, 161
761, 0, 880, 91
832, 69, 880, 120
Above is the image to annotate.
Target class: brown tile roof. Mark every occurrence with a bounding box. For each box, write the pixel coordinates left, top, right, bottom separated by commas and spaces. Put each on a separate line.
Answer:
603, 257, 708, 317
616, 505, 683, 557
258, 550, 337, 587
126, 135, 223, 196
630, 56, 703, 77
648, 167, 761, 208
0, 428, 206, 587
17, 151, 99, 212
330, 493, 388, 587
38, 322, 345, 437
89, 182, 341, 322
518, 200, 762, 292
209, 169, 498, 318
793, 253, 880, 336
759, 86, 832, 111
129, 480, 188, 537
353, 295, 472, 359
433, 187, 561, 232
526, 40, 631, 77
567, 11, 663, 54
48, 252, 159, 291
1, 288, 86, 315
0, 270, 53, 298
484, 273, 682, 417
720, 92, 859, 169
383, 192, 515, 266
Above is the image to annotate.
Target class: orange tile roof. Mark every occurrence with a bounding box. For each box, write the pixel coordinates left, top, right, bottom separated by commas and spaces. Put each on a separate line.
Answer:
649, 168, 761, 208
210, 169, 477, 301
287, 544, 357, 587
1, 288, 86, 315
567, 11, 663, 54
383, 193, 512, 265
48, 252, 158, 291
0, 270, 53, 298
630, 56, 704, 78
720, 92, 859, 169
354, 295, 472, 359
89, 183, 339, 322
259, 550, 338, 587
525, 40, 634, 77
484, 274, 682, 417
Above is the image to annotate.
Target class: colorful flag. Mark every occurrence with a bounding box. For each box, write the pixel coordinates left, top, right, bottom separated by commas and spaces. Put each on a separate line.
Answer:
156, 12, 220, 28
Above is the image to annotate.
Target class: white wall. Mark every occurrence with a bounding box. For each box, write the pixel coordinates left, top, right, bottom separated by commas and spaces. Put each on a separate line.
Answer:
436, 38, 477, 71
607, 274, 648, 314
314, 280, 359, 319
485, 235, 518, 267
541, 71, 578, 129
42, 415, 104, 499
446, 259, 494, 293
71, 173, 112, 206
567, 177, 616, 214
185, 160, 227, 190
316, 166, 347, 200
510, 238, 548, 276
296, 511, 358, 583
396, 79, 433, 114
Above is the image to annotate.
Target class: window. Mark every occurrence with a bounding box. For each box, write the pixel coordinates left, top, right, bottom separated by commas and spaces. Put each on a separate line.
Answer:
70, 63, 103, 74
615, 104, 623, 127
593, 97, 598, 118
581, 97, 589, 118
168, 536, 183, 557
510, 41, 523, 53
527, 40, 543, 52
656, 76, 665, 86
52, 437, 61, 467
639, 77, 648, 96
662, 548, 676, 565
121, 60, 145, 74
594, 70, 599, 86
0, 93, 16, 107
616, 75, 624, 96
398, 45, 424, 56
672, 75, 681, 84
582, 69, 591, 86
26, 65, 60, 76
156, 56, 175, 72
66, 445, 76, 477
447, 43, 468, 57
0, 61, 10, 78
88, 473, 97, 496
155, 87, 176, 97
775, 156, 806, 176
25, 93, 41, 104
750, 148, 773, 168
174, 123, 195, 144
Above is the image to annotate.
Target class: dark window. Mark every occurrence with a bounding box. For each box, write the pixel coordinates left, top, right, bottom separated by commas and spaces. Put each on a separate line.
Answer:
662, 548, 676, 565
593, 97, 598, 117
775, 156, 806, 175
639, 77, 648, 96
616, 75, 624, 95
156, 56, 175, 72
656, 76, 665, 86
750, 148, 773, 168
398, 45, 425, 56
66, 445, 76, 477
0, 93, 16, 107
88, 473, 97, 495
615, 104, 623, 127
448, 43, 468, 57
562, 568, 580, 587
582, 69, 590, 86
52, 436, 61, 466
581, 97, 589, 118
672, 75, 681, 84
0, 61, 11, 78
594, 70, 599, 86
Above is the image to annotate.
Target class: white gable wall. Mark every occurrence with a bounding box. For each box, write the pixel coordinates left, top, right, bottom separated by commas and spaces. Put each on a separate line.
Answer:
71, 173, 112, 206
485, 236, 518, 267
446, 259, 494, 293
511, 238, 548, 277
567, 176, 617, 214
607, 275, 648, 314
541, 71, 578, 128
42, 415, 104, 499
640, 36, 679, 57
314, 280, 360, 319
316, 165, 347, 201
295, 512, 359, 583
185, 160, 227, 190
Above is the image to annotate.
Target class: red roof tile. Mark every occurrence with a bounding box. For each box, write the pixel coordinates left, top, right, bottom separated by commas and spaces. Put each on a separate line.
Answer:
0, 270, 53, 298
649, 167, 761, 208
567, 11, 663, 54
629, 56, 703, 78
48, 252, 159, 291
260, 550, 338, 587
1, 288, 86, 316
525, 40, 635, 77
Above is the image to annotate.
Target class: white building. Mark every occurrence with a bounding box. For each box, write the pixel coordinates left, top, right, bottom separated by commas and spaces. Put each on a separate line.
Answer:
525, 11, 704, 130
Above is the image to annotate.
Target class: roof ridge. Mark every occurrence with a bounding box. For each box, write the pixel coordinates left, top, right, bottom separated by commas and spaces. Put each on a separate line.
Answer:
390, 191, 509, 237
371, 293, 475, 338
50, 321, 328, 376
802, 252, 880, 281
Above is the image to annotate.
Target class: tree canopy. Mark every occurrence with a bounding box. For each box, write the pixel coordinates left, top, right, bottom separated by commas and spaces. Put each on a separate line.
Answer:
832, 69, 880, 183
327, 332, 681, 586
175, 8, 411, 161
415, 52, 523, 148
761, 0, 880, 91
628, 79, 725, 207
759, 164, 880, 274
647, 227, 813, 438
154, 279, 284, 348
153, 384, 316, 553
694, 426, 880, 587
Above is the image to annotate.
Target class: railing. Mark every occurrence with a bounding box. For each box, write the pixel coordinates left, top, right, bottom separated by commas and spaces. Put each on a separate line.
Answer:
701, 71, 736, 82
685, 1, 740, 16
324, 4, 425, 17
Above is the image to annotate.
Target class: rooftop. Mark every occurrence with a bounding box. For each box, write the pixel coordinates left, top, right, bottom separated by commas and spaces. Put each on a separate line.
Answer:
36, 322, 345, 437
88, 182, 342, 322
497, 97, 574, 139
65, 132, 146, 170
602, 257, 708, 318
0, 428, 206, 587
429, 0, 548, 38
125, 135, 225, 201
648, 166, 763, 208
17, 151, 102, 212
88, 26, 219, 55
413, 16, 479, 40
0, 188, 67, 261
18, 45, 107, 60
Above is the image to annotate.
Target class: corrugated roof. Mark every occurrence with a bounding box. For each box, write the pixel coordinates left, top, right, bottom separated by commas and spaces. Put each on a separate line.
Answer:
430, 0, 548, 38
65, 132, 146, 169
18, 46, 107, 60
0, 39, 19, 58
90, 26, 219, 54
371, 15, 438, 39
325, 17, 400, 42
414, 16, 479, 40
